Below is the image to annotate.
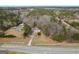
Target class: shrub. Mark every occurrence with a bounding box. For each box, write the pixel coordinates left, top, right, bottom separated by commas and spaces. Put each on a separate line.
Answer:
52, 34, 66, 42
0, 33, 5, 37
0, 34, 16, 38
5, 35, 16, 38
37, 32, 41, 36
71, 33, 79, 40
70, 22, 79, 27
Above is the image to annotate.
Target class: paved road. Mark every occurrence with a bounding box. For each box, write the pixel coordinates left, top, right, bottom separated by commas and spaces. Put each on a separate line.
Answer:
0, 46, 79, 54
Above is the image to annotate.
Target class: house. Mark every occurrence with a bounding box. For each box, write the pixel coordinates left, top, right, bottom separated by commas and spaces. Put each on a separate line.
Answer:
5, 23, 24, 38
32, 27, 41, 34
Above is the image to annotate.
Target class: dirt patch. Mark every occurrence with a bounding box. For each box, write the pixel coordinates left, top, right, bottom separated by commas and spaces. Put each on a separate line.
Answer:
32, 33, 55, 45
0, 37, 30, 44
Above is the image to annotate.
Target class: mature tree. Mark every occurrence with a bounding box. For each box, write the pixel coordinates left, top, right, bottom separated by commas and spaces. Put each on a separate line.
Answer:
0, 9, 22, 32
22, 24, 32, 38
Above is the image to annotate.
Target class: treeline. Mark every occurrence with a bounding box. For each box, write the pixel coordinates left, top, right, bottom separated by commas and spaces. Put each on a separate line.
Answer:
26, 8, 79, 42
0, 9, 22, 31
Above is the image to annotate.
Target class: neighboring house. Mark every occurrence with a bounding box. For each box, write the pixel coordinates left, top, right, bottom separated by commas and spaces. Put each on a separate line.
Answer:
5, 23, 24, 38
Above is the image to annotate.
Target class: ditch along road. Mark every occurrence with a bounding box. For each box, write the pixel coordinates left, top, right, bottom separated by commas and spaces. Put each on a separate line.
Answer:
0, 44, 79, 54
